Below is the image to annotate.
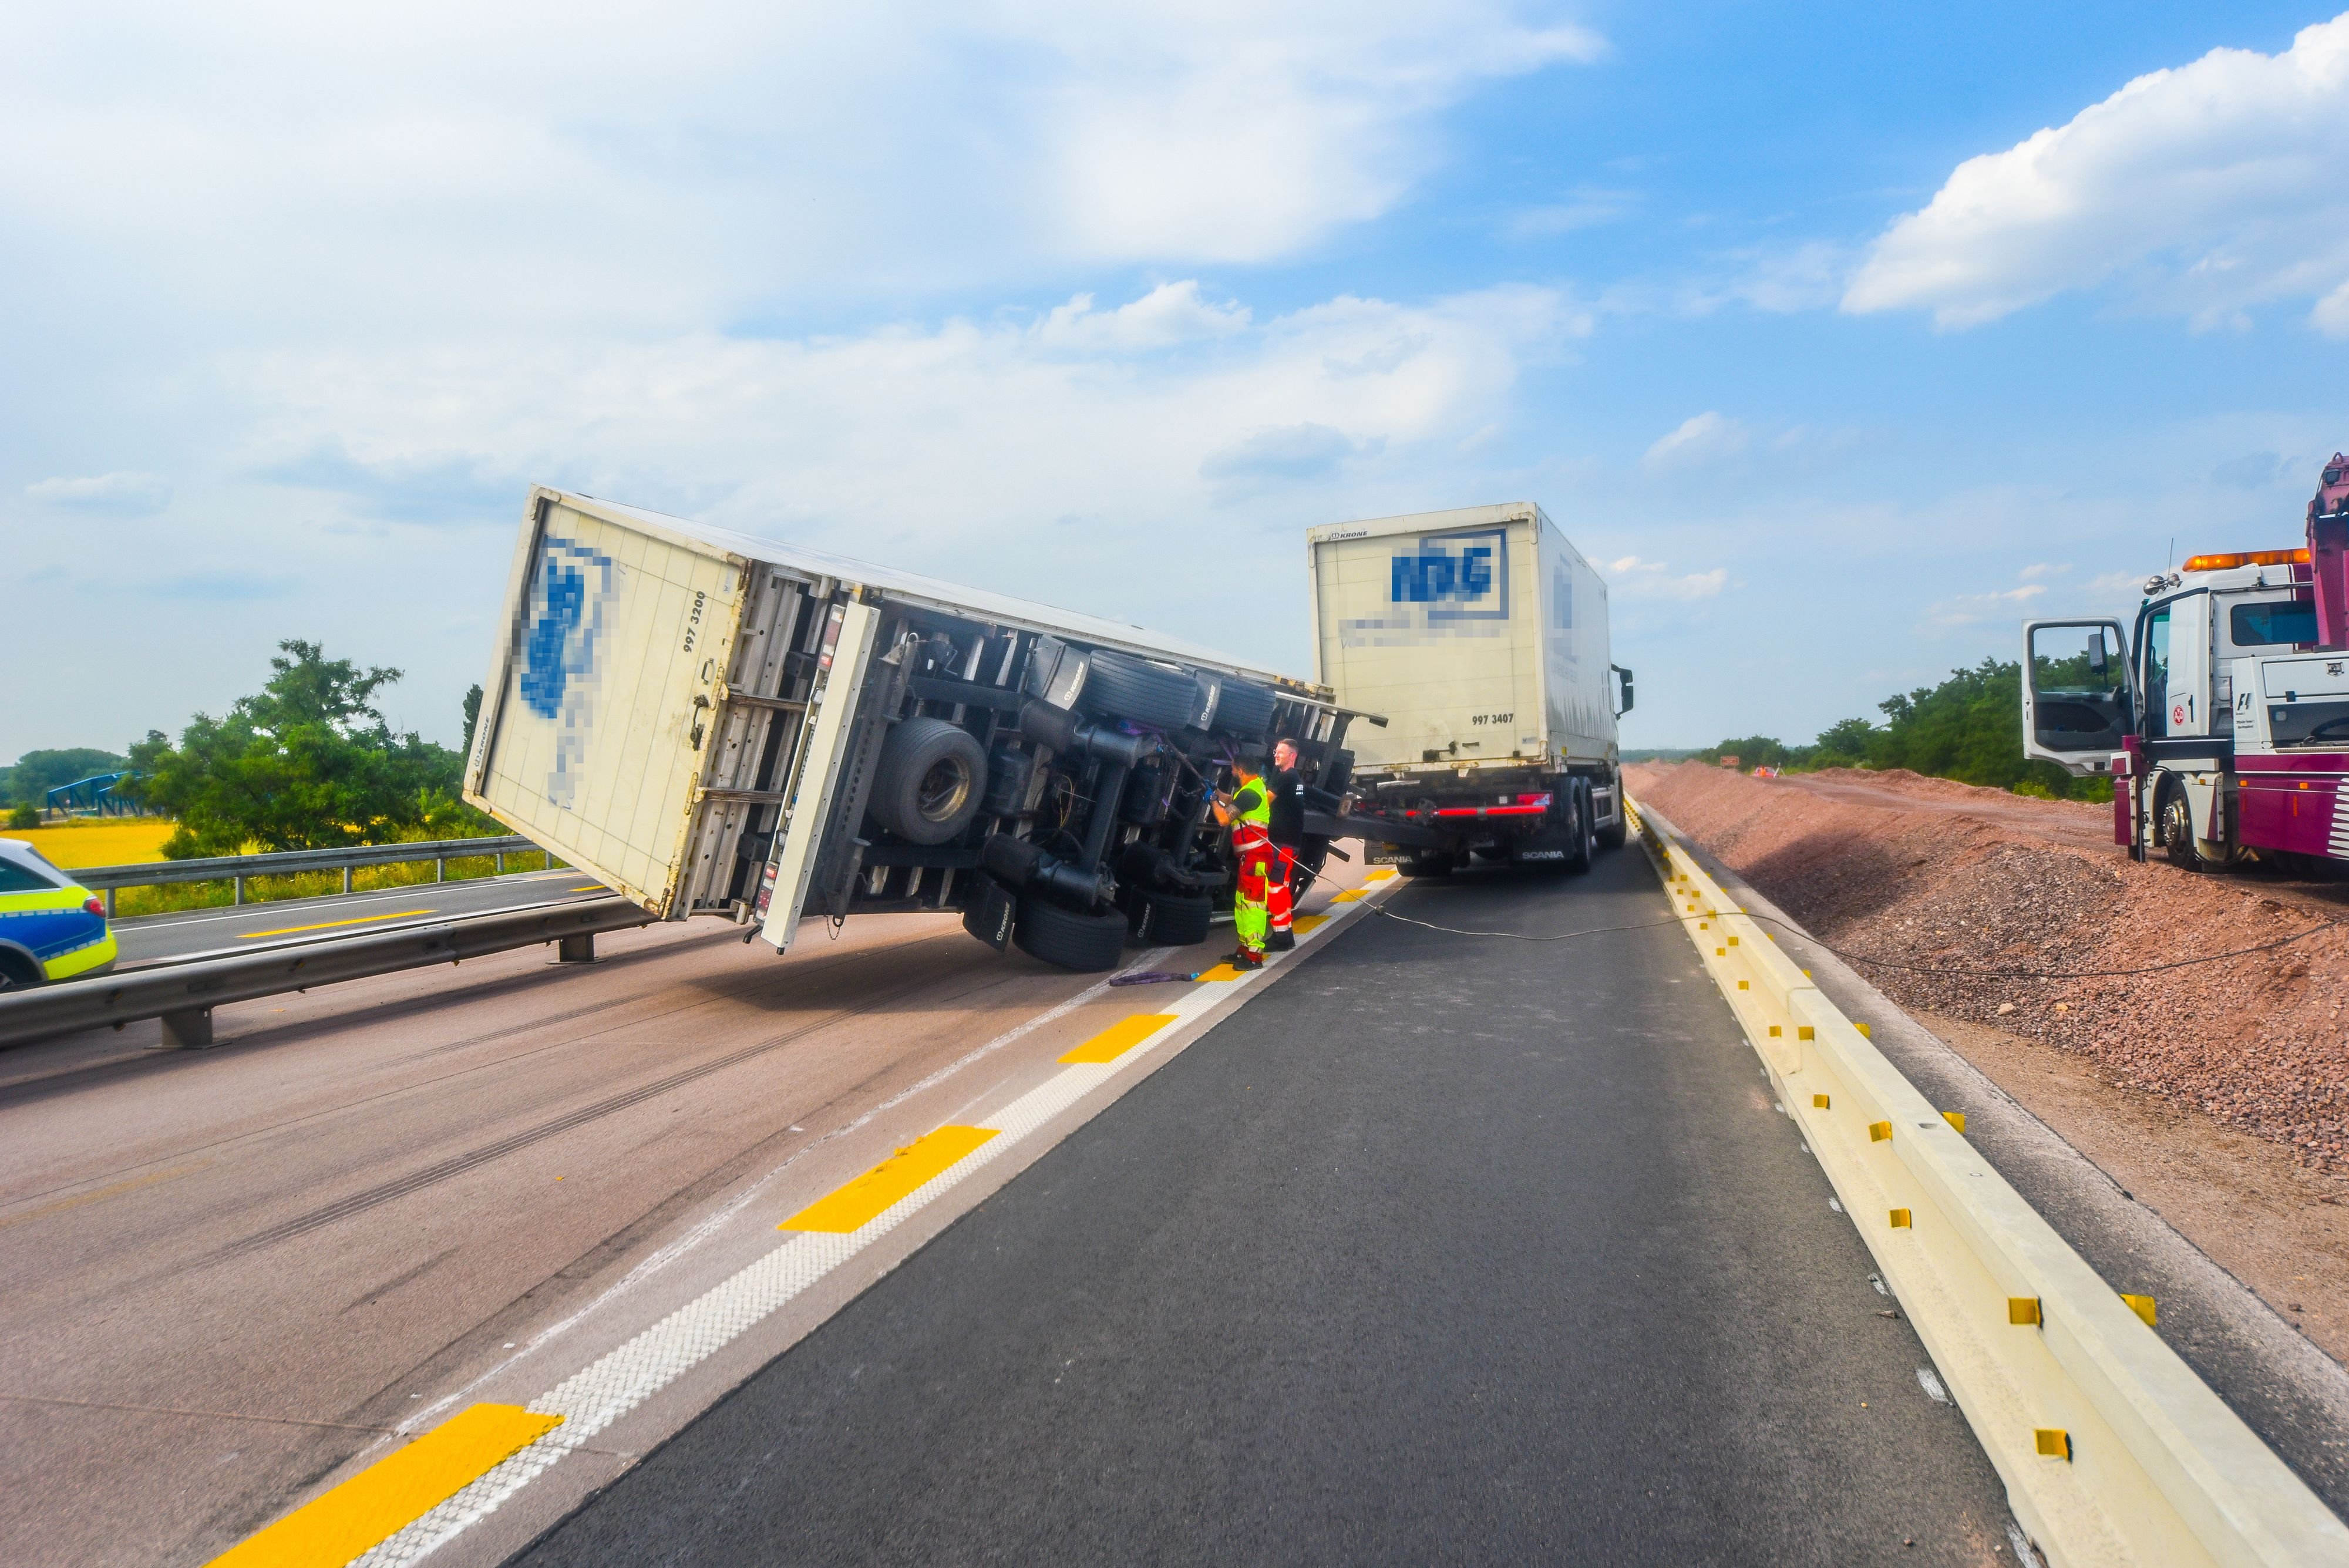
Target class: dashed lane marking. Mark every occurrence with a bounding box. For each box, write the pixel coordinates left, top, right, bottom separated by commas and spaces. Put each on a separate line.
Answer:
779, 1126, 1001, 1233
238, 910, 437, 939
1058, 1012, 1178, 1065
295, 875, 1404, 1568
207, 1404, 560, 1568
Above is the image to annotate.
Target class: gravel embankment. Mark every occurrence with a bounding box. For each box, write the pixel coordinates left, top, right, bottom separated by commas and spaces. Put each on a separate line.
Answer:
1628, 763, 2349, 1175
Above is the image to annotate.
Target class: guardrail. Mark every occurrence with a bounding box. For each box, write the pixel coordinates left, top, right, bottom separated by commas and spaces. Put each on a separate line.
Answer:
1627, 798, 2348, 1566
0, 896, 652, 1050
68, 836, 550, 916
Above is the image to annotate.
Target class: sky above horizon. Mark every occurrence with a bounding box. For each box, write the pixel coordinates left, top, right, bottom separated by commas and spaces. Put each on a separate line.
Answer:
8, 2, 2349, 760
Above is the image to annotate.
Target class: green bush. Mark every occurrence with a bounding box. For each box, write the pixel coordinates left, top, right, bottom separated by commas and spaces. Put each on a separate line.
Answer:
1695, 659, 2113, 802
5, 804, 37, 830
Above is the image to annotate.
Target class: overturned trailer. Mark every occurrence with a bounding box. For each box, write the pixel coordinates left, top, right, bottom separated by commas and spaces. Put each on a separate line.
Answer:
463, 488, 1363, 970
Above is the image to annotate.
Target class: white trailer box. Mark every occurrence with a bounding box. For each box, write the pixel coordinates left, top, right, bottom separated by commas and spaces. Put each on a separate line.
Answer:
1305, 503, 1631, 870
466, 487, 1360, 970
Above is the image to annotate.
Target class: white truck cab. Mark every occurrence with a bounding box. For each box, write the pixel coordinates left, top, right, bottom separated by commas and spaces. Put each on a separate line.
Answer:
2023, 453, 2349, 871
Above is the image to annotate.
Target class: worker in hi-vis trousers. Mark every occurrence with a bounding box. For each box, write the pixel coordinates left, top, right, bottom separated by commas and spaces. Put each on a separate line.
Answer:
1219, 761, 1277, 970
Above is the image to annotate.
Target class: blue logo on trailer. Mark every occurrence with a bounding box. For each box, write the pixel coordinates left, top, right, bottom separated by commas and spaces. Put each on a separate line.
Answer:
1391, 529, 1508, 623
519, 535, 615, 807
523, 537, 614, 717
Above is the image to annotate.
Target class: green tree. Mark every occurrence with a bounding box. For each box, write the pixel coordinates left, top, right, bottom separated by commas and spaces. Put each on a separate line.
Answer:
5, 747, 131, 809
126, 640, 494, 856
1867, 658, 2106, 800
460, 683, 483, 755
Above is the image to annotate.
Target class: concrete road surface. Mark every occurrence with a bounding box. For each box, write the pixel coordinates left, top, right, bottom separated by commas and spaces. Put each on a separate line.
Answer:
109, 868, 612, 967
513, 846, 2015, 1567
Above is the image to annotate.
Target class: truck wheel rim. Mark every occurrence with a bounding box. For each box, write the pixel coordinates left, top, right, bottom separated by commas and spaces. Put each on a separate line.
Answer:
916, 759, 974, 823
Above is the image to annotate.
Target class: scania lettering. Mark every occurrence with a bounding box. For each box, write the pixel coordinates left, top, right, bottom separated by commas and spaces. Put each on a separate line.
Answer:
1305, 503, 1632, 876
2022, 451, 2349, 873
465, 488, 1363, 972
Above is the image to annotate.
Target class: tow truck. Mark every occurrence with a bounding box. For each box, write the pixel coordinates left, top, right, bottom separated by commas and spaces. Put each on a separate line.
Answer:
2022, 452, 2349, 872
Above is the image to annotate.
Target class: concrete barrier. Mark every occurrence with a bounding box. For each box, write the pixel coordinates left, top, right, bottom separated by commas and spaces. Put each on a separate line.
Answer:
1628, 797, 2348, 1567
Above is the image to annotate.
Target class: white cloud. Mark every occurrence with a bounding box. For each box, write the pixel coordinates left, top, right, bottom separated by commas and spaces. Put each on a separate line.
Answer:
1845, 14, 2349, 331
1604, 555, 1728, 600
0, 2, 1604, 337
2017, 561, 2069, 580
1507, 188, 1635, 238
1037, 281, 1250, 350
1642, 411, 1750, 467
1925, 580, 2047, 630
23, 472, 171, 513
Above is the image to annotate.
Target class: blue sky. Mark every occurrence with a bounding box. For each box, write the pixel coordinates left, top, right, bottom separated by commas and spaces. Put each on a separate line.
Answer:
7, 2, 2348, 759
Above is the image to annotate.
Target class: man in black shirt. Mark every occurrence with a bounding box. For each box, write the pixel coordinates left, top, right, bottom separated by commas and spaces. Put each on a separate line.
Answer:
1266, 738, 1307, 950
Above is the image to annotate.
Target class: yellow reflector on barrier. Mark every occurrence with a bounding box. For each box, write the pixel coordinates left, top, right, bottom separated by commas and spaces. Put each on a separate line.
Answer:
1855, 1022, 1872, 1039
1717, 947, 1726, 956
1769, 1025, 1782, 1037
1798, 1027, 1815, 1041
1736, 980, 1748, 990
1727, 935, 1738, 946
1813, 1093, 1829, 1109
1943, 1111, 1966, 1133
2037, 1429, 2072, 1461
2010, 1297, 2042, 1325
1889, 1209, 1913, 1229
2122, 1293, 2158, 1327
1869, 1121, 1892, 1142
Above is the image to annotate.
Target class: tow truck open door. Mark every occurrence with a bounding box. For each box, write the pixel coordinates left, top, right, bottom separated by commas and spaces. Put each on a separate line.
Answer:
2022, 618, 2135, 775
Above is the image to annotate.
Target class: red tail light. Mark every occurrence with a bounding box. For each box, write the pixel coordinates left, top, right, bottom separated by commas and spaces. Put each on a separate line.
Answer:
1516, 793, 1553, 809
83, 897, 105, 917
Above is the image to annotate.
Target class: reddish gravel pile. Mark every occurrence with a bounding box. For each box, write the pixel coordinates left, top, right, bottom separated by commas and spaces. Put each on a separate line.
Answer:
1628, 763, 2349, 1175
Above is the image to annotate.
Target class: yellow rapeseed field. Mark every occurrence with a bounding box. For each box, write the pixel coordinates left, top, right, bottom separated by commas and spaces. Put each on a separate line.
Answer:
4, 818, 178, 869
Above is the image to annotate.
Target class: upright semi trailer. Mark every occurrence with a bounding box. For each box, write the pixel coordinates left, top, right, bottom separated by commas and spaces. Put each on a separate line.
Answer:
2022, 451, 2349, 872
1305, 503, 1633, 875
464, 487, 1361, 970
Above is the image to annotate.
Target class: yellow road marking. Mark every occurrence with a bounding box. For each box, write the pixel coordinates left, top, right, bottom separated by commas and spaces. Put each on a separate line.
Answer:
1059, 1014, 1177, 1064
780, 1126, 998, 1233
238, 909, 436, 939
1365, 867, 1396, 882
0, 1161, 214, 1230
207, 1403, 561, 1567
566, 886, 603, 892
1331, 890, 1365, 903
1293, 915, 1327, 934
1193, 963, 1246, 982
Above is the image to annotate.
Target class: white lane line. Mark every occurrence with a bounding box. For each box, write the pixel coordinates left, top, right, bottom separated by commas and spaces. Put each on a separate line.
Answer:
393, 952, 1171, 1439
355, 877, 1398, 1567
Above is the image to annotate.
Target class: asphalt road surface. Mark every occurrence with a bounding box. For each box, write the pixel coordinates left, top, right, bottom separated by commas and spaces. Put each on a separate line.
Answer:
109, 869, 613, 966
514, 846, 2015, 1567
1, 881, 1271, 1567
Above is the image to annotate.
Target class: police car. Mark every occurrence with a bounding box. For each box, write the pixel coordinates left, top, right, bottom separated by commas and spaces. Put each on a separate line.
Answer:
0, 838, 119, 990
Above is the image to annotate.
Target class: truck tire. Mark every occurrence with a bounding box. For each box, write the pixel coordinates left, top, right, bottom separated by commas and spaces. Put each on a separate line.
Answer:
1595, 780, 1627, 850
2156, 783, 2223, 873
1081, 651, 1200, 730
868, 717, 988, 845
1014, 896, 1130, 971
1211, 678, 1278, 739
1565, 780, 1596, 874
1135, 888, 1214, 947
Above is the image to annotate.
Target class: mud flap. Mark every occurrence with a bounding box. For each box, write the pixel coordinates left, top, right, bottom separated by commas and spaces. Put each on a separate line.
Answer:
962, 873, 1017, 951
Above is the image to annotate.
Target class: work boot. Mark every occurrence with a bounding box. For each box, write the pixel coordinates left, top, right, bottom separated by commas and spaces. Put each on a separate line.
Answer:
1267, 929, 1295, 952
1221, 948, 1264, 971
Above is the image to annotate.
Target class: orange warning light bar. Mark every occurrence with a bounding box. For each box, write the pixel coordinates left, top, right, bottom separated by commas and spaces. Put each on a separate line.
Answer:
2180, 547, 2309, 572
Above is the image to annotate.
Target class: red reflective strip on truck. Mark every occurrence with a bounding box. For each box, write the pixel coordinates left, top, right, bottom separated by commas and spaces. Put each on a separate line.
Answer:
1430, 805, 1548, 818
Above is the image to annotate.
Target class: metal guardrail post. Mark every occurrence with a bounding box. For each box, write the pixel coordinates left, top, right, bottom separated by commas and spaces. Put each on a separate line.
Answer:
342, 867, 353, 894
436, 857, 446, 883
233, 876, 244, 906
495, 851, 506, 875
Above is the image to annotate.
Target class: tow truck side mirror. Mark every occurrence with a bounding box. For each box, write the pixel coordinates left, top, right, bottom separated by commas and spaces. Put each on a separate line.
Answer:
1612, 665, 1635, 716
2088, 632, 2107, 674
